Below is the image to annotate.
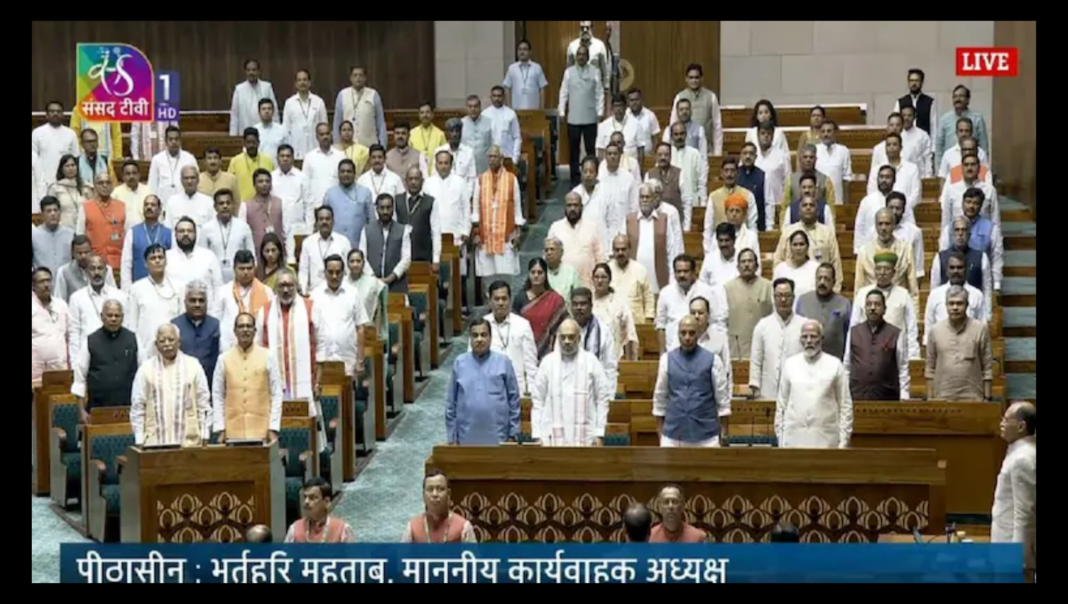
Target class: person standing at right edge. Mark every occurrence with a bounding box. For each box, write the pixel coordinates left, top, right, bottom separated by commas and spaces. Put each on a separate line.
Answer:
559, 45, 604, 187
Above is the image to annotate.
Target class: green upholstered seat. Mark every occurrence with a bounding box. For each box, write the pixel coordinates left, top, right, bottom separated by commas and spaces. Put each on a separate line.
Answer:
409, 291, 429, 333
102, 485, 122, 514
604, 433, 630, 446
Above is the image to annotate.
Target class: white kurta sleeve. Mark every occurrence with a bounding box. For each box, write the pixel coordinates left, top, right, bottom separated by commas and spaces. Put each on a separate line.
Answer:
521, 323, 539, 396
1011, 456, 1037, 546
652, 353, 669, 418
697, 126, 709, 159
923, 291, 937, 349
529, 361, 550, 441
982, 255, 994, 318
774, 362, 790, 442
836, 361, 853, 448
702, 197, 715, 258
430, 197, 442, 264
710, 94, 723, 157
120, 232, 135, 290
748, 321, 765, 390
193, 360, 212, 441
709, 284, 729, 334
67, 297, 83, 363
904, 297, 921, 360
512, 174, 526, 228
267, 352, 283, 432
590, 358, 611, 438
71, 345, 91, 398
897, 326, 911, 400
714, 354, 732, 417
229, 86, 242, 137
212, 355, 227, 432
989, 223, 1004, 291
557, 70, 570, 118
130, 364, 148, 445
75, 203, 87, 236
600, 329, 618, 393
394, 226, 412, 278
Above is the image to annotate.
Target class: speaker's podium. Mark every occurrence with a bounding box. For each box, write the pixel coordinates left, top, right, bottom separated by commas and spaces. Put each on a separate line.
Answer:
120, 443, 286, 543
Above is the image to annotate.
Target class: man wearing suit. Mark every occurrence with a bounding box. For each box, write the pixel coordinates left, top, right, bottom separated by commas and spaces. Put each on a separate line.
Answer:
993, 401, 1036, 582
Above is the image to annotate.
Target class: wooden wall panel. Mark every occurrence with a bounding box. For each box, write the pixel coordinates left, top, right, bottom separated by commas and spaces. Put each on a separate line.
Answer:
991, 21, 1037, 214
30, 21, 435, 112
620, 21, 720, 108
521, 21, 609, 110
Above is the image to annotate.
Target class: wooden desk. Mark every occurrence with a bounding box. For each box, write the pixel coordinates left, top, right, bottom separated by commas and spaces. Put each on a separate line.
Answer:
427, 445, 945, 543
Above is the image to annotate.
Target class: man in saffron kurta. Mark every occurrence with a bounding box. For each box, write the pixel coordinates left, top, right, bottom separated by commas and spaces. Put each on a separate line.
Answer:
446, 319, 520, 445
285, 477, 355, 543
212, 312, 283, 442
77, 173, 126, 270
257, 268, 318, 402
472, 146, 525, 279
130, 324, 211, 447
650, 485, 709, 543
401, 471, 477, 543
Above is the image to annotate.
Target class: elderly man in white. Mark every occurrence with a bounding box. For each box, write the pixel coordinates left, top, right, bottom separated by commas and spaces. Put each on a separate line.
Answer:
992, 401, 1036, 582
775, 320, 853, 449
530, 318, 613, 446
67, 254, 127, 363
749, 277, 807, 401
130, 324, 212, 448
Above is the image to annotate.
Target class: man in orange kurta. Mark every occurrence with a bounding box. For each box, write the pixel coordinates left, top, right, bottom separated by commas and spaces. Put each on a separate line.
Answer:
79, 172, 126, 269
649, 485, 708, 543
400, 471, 477, 543
211, 312, 283, 442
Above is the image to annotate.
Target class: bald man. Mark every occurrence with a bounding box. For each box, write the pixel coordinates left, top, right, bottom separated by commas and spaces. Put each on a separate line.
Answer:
652, 316, 731, 447
530, 318, 613, 446
130, 324, 212, 448
993, 401, 1036, 580
650, 485, 708, 542
775, 320, 852, 448
246, 524, 273, 543
164, 165, 215, 228
623, 503, 652, 542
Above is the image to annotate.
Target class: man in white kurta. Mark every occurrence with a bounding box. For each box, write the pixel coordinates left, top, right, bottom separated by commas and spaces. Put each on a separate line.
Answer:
128, 245, 186, 362
167, 219, 225, 316
749, 278, 807, 400
148, 129, 198, 205
282, 70, 329, 160
303, 124, 346, 206
547, 192, 604, 287
483, 86, 523, 162
678, 297, 733, 387
436, 119, 478, 204
130, 324, 212, 447
814, 123, 853, 205
217, 250, 275, 351
668, 122, 708, 207
481, 280, 539, 395
656, 255, 723, 351
530, 319, 613, 446
423, 150, 472, 275
357, 148, 405, 201
309, 256, 370, 379
271, 145, 315, 259
299, 206, 352, 294
992, 401, 1036, 579
775, 320, 853, 448
866, 133, 920, 211
67, 255, 126, 362
596, 144, 640, 238
230, 61, 279, 136
872, 113, 925, 173
32, 102, 79, 187
199, 190, 255, 283
898, 106, 935, 177
166, 167, 216, 229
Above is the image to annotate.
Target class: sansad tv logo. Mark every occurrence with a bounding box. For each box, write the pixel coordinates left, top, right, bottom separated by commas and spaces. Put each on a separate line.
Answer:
76, 43, 155, 122
956, 47, 1019, 77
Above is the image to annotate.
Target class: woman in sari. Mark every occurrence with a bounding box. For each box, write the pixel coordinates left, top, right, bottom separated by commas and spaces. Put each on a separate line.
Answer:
257, 232, 286, 290
335, 121, 370, 175
512, 257, 568, 360
591, 263, 639, 360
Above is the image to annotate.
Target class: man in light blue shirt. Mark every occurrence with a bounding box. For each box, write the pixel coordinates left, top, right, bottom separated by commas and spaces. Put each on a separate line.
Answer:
446, 318, 521, 445
503, 40, 549, 110
935, 84, 989, 166
323, 159, 373, 247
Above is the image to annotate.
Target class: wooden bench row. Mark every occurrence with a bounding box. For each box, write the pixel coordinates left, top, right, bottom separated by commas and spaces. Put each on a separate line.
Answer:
516, 396, 1003, 517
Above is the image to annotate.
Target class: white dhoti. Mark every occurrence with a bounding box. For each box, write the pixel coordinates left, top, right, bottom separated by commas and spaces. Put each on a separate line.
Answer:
660, 434, 719, 447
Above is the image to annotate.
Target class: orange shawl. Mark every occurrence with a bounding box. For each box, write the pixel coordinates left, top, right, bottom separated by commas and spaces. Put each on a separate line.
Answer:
477, 168, 516, 255
234, 278, 271, 317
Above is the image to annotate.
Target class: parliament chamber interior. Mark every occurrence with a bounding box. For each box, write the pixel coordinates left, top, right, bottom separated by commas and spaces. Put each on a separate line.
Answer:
30, 20, 1036, 582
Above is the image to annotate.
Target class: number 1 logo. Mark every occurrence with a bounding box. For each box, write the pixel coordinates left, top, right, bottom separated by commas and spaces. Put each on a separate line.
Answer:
155, 71, 181, 122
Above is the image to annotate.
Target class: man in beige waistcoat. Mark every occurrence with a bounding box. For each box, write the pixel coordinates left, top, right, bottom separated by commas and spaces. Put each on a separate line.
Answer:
724, 248, 773, 359
130, 324, 212, 448
212, 312, 283, 443
332, 66, 386, 148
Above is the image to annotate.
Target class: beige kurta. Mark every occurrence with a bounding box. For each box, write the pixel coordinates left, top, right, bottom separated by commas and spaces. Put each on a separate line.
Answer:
724, 276, 773, 359
131, 354, 211, 447
855, 238, 920, 308
593, 292, 638, 360
609, 259, 655, 324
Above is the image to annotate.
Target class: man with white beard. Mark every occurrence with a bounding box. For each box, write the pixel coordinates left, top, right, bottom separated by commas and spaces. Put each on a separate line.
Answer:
530, 319, 613, 446
775, 320, 853, 449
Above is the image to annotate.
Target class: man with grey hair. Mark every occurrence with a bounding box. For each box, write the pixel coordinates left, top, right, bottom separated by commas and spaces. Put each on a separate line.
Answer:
543, 235, 581, 303
530, 318, 613, 446
993, 400, 1036, 581
172, 279, 221, 384
461, 94, 494, 175
621, 181, 683, 294
71, 299, 139, 423
925, 285, 993, 401
164, 165, 215, 228
783, 144, 835, 207
775, 319, 852, 448
130, 323, 212, 448
67, 254, 127, 363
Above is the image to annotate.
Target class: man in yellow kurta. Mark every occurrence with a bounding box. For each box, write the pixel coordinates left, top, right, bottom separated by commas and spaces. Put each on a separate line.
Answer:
212, 312, 283, 443
227, 128, 275, 203
410, 102, 447, 172
130, 324, 212, 448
